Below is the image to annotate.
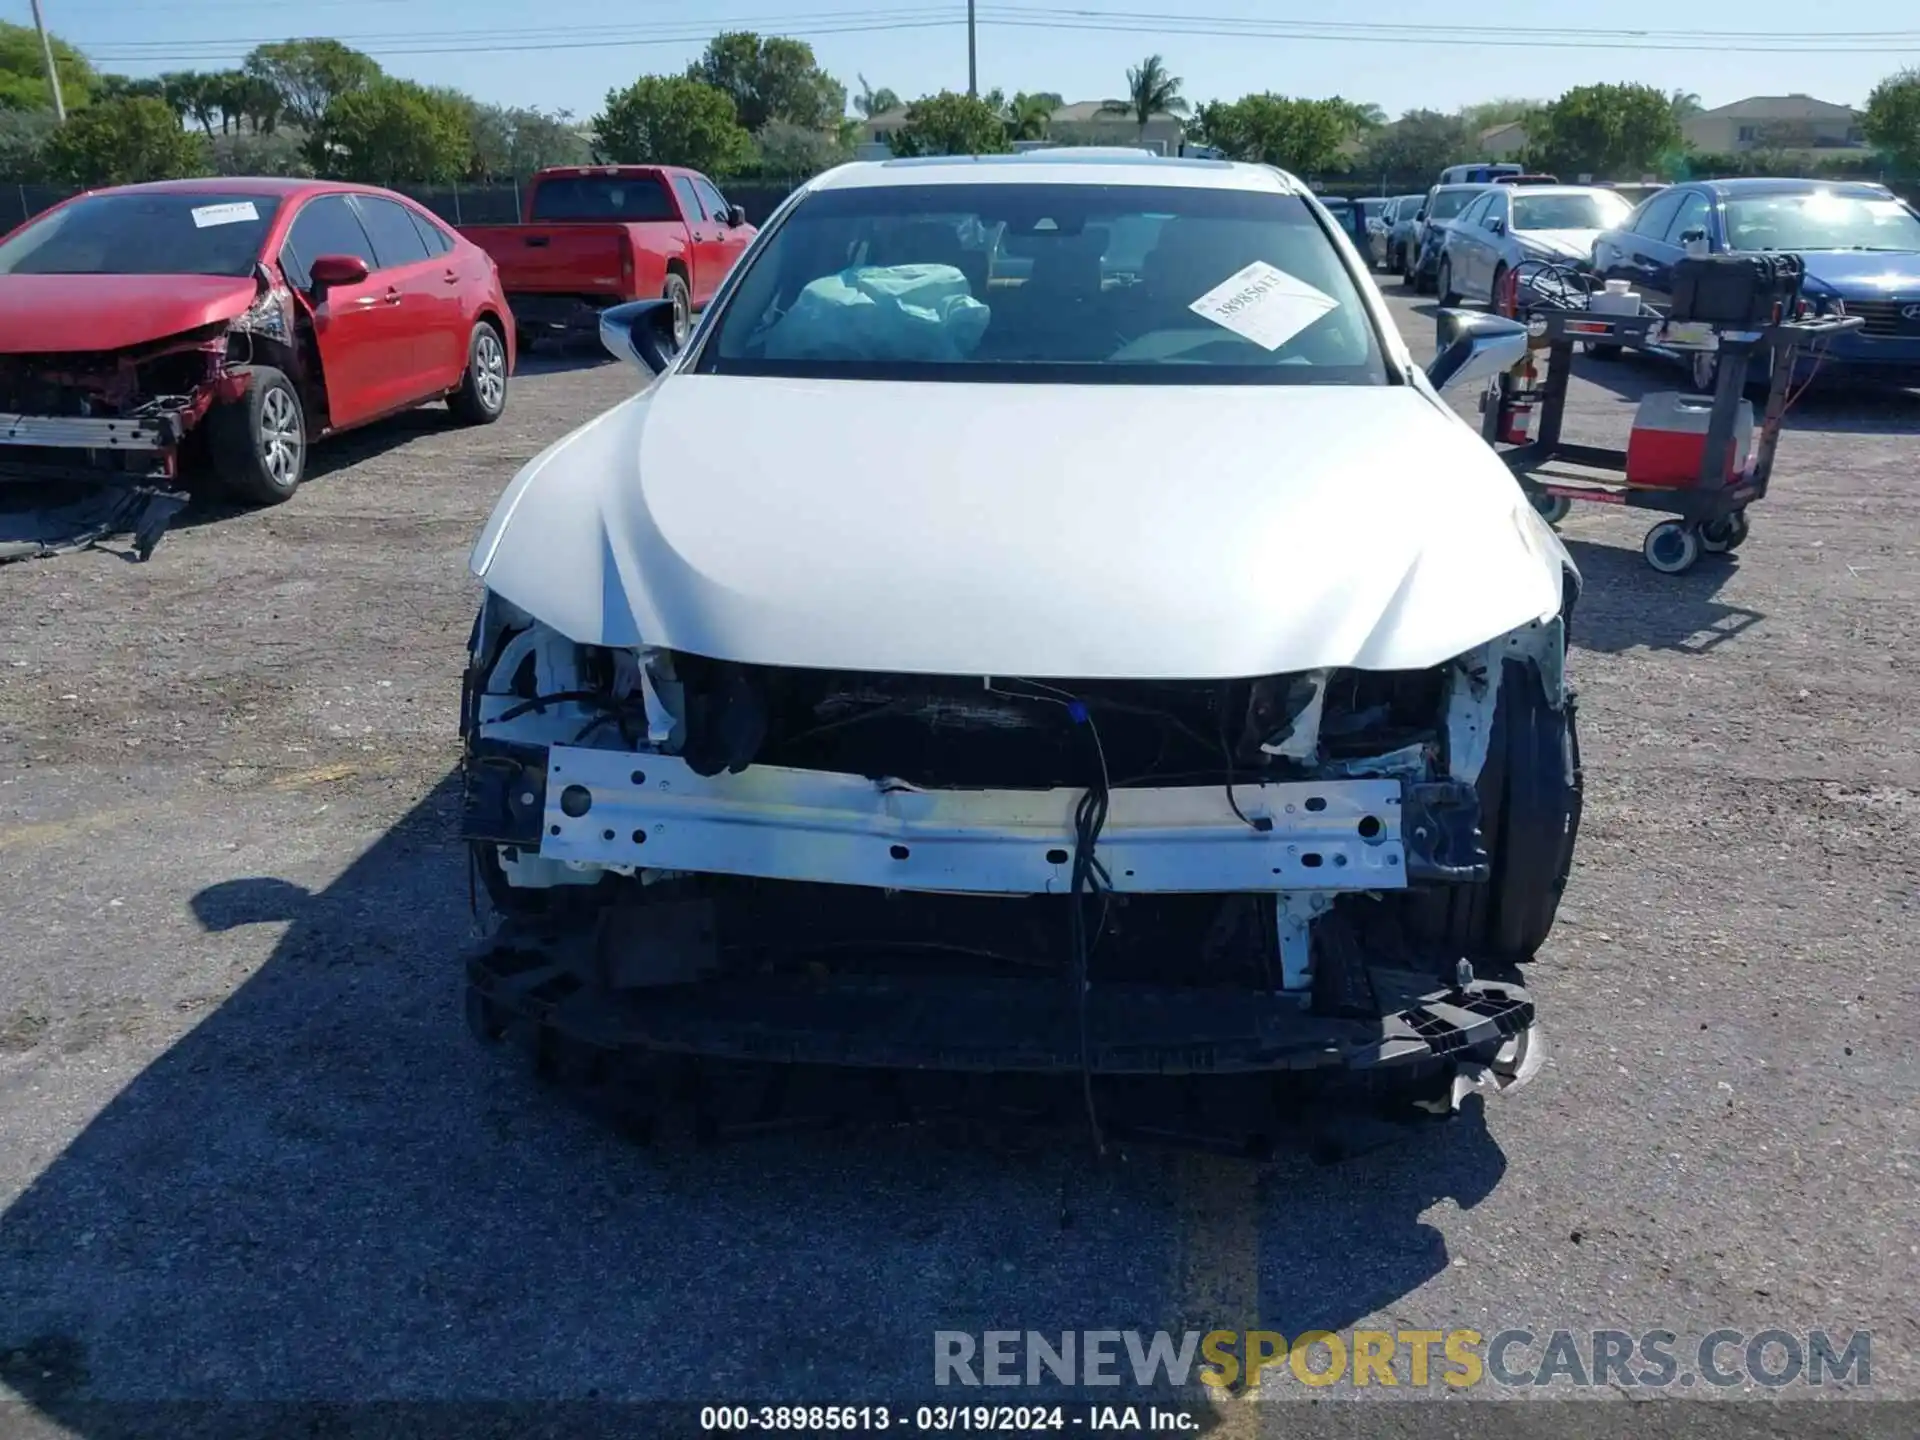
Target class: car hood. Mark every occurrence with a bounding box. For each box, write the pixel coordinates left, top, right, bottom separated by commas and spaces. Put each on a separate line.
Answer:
471, 376, 1569, 679
1788, 249, 1920, 293
0, 274, 259, 354
1515, 228, 1602, 261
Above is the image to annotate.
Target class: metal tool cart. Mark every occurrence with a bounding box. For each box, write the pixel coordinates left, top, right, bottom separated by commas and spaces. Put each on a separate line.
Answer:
1477, 258, 1862, 575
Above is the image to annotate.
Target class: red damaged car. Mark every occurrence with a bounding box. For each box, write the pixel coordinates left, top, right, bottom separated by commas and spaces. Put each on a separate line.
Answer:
0, 177, 515, 547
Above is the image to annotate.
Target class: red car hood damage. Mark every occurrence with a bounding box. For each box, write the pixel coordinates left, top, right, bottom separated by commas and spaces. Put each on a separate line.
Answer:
0, 274, 260, 354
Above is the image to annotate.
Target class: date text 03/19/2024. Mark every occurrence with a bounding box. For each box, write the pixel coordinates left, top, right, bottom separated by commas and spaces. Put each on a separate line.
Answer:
699, 1404, 1202, 1433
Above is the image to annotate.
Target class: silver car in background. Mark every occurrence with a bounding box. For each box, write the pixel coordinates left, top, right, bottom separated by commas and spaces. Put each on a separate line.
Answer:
1370, 194, 1424, 272
1436, 185, 1636, 307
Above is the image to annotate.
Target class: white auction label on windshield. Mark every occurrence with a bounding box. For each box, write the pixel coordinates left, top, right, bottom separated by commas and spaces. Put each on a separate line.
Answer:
1189, 261, 1339, 350
191, 202, 260, 228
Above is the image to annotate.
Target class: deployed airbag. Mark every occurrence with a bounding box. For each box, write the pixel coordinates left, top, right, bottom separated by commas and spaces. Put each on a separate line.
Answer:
761, 263, 991, 362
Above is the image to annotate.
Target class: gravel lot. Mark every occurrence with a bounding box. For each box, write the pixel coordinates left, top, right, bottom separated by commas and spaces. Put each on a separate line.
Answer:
1, 287, 1916, 1432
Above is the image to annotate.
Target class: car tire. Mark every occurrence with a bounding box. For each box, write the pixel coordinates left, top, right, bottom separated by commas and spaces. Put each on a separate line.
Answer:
1405, 657, 1582, 964
208, 364, 305, 507
1437, 258, 1460, 306
664, 273, 691, 348
450, 321, 509, 426
1490, 263, 1510, 316
1401, 248, 1417, 289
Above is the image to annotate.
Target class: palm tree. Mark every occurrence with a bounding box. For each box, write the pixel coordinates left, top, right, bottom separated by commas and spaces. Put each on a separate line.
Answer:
1004, 91, 1055, 142
1670, 90, 1704, 120
854, 74, 900, 119
1100, 54, 1188, 142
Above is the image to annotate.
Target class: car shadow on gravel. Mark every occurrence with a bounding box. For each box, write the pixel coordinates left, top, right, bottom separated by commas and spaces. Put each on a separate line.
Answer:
0, 775, 1510, 1425
1561, 536, 1764, 654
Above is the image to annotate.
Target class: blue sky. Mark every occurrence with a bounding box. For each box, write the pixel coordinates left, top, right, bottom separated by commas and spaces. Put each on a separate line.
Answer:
10, 0, 1918, 119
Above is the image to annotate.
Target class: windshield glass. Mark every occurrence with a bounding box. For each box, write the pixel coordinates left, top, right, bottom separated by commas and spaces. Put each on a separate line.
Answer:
1512, 192, 1633, 232
0, 192, 281, 277
703, 181, 1386, 385
528, 175, 676, 222
1724, 190, 1920, 251
1426, 189, 1479, 222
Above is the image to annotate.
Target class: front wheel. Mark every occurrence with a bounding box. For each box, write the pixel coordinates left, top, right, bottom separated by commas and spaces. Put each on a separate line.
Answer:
1401, 247, 1417, 289
1404, 658, 1582, 963
449, 321, 509, 425
208, 364, 305, 506
1437, 258, 1460, 306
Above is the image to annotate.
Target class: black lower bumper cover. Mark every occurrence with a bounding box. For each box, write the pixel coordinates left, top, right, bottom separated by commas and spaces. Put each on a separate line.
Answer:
468, 940, 1533, 1078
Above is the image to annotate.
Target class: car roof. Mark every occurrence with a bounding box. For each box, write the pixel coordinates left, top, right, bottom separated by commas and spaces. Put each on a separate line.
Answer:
809, 152, 1301, 194
1700, 176, 1894, 198
1499, 185, 1633, 200
75, 177, 357, 200
1429, 183, 1492, 195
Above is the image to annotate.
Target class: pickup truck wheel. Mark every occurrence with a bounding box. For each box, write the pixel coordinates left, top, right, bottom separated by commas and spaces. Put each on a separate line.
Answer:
664, 273, 691, 347
208, 365, 305, 506
1404, 658, 1582, 964
450, 322, 508, 425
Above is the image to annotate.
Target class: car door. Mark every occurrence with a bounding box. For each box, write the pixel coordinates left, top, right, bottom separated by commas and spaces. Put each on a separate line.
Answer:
1447, 192, 1493, 295
1476, 189, 1514, 298
668, 175, 722, 307
279, 193, 402, 429
349, 193, 462, 397
693, 175, 753, 281
1601, 188, 1685, 302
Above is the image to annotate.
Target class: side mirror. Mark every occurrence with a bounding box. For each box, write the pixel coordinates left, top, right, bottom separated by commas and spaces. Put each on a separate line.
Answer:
308, 253, 370, 289
599, 297, 681, 376
1425, 310, 1529, 392
1415, 210, 1427, 222
1487, 218, 1506, 235
725, 203, 747, 227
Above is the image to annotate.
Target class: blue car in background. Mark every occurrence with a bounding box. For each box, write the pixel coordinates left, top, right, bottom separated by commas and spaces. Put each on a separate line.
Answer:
1591, 177, 1920, 390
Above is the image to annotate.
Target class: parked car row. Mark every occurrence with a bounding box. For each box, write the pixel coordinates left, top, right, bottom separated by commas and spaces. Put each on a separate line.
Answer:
0, 164, 754, 528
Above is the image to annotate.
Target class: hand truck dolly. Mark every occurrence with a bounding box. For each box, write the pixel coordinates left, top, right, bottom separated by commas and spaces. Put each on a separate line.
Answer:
1478, 261, 1862, 575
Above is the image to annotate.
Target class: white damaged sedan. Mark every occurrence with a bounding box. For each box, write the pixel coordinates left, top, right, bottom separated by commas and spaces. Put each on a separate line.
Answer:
459, 153, 1578, 1144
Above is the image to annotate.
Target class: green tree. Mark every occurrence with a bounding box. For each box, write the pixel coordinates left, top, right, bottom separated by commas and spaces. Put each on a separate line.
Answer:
91, 74, 166, 105
1457, 97, 1546, 134
1361, 108, 1472, 178
160, 71, 221, 137
1668, 89, 1705, 121
1100, 54, 1188, 140
687, 32, 845, 133
1003, 91, 1056, 141
1864, 68, 1920, 172
890, 90, 1010, 157
853, 74, 900, 119
1526, 82, 1681, 179
1, 20, 97, 111
243, 39, 380, 131
1327, 96, 1386, 133
751, 119, 852, 178
211, 129, 314, 177
0, 108, 56, 180
1198, 94, 1349, 173
466, 103, 590, 180
313, 77, 471, 184
44, 97, 210, 185
593, 75, 753, 173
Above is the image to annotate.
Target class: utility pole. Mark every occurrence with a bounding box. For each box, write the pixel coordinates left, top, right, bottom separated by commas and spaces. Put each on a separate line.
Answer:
29, 0, 66, 122
966, 0, 977, 98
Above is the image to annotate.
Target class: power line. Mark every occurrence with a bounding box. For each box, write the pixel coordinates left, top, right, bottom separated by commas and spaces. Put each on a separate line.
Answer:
70, 3, 1920, 64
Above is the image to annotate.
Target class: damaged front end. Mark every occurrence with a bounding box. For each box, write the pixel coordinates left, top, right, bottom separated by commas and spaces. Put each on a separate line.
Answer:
0, 266, 294, 563
459, 595, 1579, 1151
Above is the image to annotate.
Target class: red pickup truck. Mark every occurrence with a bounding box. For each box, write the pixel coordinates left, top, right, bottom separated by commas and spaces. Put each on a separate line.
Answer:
458, 165, 757, 350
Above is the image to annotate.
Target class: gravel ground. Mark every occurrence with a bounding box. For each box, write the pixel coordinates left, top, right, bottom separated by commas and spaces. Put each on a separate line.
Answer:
1, 290, 1916, 1434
